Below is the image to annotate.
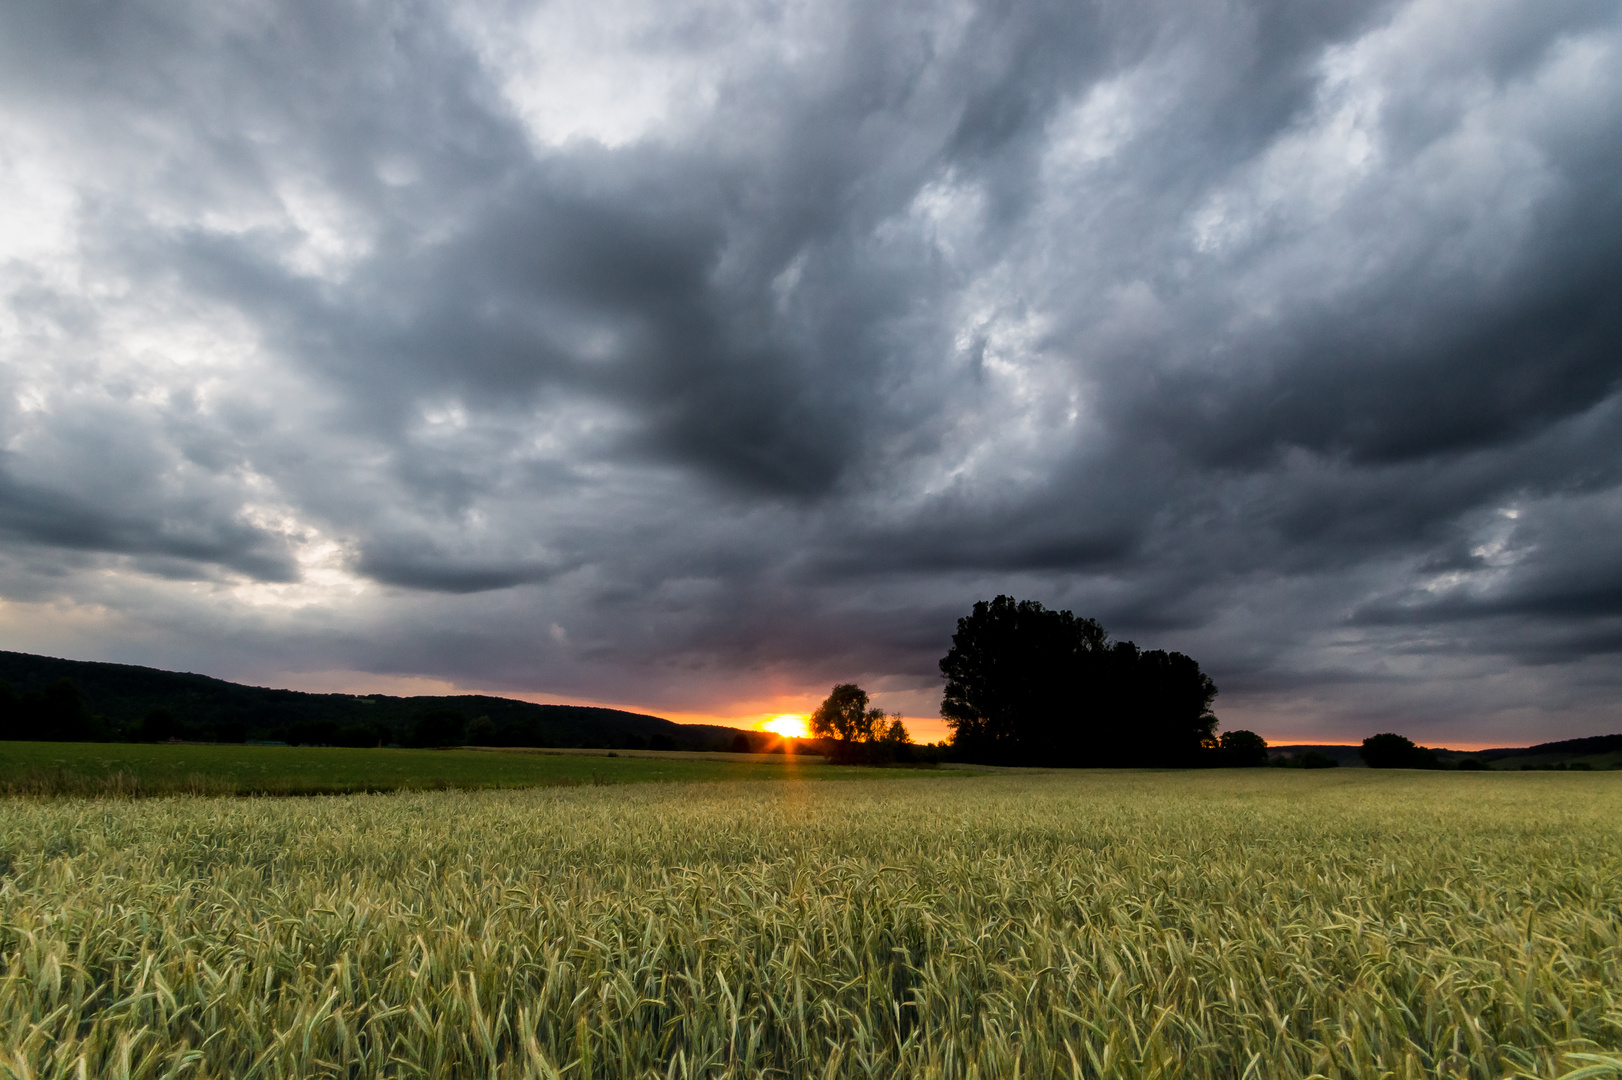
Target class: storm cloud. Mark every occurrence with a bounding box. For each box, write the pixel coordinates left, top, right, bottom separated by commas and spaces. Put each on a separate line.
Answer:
1, 0, 1619, 743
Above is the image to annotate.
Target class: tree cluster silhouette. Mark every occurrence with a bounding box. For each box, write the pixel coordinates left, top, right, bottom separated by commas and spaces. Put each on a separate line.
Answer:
1358, 732, 1441, 769
939, 596, 1226, 767
810, 683, 915, 764
1218, 729, 1270, 767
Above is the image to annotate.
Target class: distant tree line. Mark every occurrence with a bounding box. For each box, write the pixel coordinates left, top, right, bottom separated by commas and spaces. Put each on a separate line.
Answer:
925, 599, 1597, 770
924, 598, 1611, 770
1269, 748, 1342, 769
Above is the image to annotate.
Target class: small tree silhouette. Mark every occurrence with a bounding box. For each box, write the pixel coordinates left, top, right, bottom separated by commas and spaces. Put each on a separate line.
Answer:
810, 684, 882, 745
1359, 733, 1439, 769
1218, 729, 1268, 767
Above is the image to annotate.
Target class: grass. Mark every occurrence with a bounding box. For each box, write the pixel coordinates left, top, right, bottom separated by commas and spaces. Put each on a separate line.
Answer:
2, 770, 1620, 1078
0, 741, 944, 797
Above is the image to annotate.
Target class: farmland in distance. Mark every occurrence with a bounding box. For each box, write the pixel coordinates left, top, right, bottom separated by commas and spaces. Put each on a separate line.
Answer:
2, 770, 1619, 1078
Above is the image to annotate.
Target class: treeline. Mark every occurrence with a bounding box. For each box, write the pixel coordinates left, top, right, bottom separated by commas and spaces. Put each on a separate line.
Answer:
1355, 732, 1619, 771
921, 597, 1617, 770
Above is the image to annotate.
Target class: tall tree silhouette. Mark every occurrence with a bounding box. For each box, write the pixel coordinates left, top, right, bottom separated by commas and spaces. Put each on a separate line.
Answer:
940, 597, 1108, 763
940, 596, 1218, 766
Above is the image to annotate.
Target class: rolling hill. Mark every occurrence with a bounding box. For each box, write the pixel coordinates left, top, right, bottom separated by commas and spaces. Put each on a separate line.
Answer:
1269, 735, 1622, 770
0, 650, 745, 750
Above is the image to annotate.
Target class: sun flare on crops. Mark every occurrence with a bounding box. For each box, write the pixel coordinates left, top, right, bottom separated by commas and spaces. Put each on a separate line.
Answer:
761, 714, 809, 738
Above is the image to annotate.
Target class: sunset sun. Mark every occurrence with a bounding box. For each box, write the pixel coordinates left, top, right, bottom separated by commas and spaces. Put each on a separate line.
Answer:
761, 714, 810, 738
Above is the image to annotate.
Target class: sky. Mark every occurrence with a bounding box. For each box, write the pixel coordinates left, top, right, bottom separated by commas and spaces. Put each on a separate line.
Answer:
0, 0, 1619, 748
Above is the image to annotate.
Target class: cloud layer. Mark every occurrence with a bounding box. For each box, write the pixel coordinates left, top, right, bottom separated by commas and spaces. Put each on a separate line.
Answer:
1, 0, 1619, 743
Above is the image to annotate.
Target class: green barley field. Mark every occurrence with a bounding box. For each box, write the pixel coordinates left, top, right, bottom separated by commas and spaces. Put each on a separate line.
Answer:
2, 770, 1619, 1079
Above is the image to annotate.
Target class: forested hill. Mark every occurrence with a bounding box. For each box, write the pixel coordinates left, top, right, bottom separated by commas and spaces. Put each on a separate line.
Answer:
0, 650, 742, 749
1478, 733, 1622, 760
1270, 734, 1622, 769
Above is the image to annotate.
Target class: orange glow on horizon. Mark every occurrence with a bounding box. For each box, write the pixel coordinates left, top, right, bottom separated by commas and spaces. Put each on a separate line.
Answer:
490, 693, 951, 743
259, 671, 955, 742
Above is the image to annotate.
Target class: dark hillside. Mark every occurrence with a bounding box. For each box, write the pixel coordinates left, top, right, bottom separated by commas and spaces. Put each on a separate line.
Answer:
1266, 744, 1366, 767
1269, 735, 1622, 770
1477, 733, 1622, 761
0, 650, 741, 749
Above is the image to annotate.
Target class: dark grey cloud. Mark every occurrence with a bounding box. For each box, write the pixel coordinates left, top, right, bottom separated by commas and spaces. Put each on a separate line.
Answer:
0, 0, 1619, 741
0, 463, 295, 581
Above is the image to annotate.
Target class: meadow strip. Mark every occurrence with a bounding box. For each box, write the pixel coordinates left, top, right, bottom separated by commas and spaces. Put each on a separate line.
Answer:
0, 741, 947, 798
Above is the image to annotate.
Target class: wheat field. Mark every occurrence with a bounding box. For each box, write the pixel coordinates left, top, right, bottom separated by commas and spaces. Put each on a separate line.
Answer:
1, 770, 1619, 1079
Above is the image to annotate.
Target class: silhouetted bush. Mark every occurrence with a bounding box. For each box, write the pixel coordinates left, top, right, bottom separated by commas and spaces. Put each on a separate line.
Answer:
1219, 729, 1269, 767
1300, 751, 1339, 769
1359, 733, 1440, 769
820, 738, 918, 766
1457, 758, 1487, 771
